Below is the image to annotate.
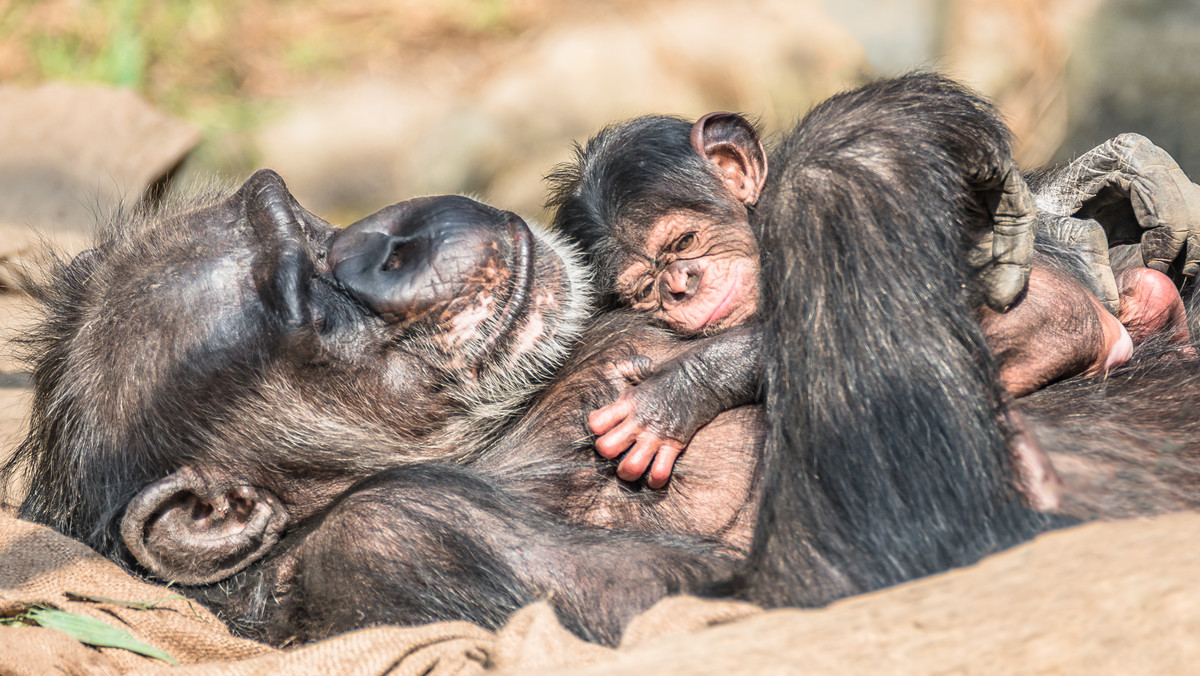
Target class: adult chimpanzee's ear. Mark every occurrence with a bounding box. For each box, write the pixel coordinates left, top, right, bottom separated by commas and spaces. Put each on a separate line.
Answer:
120, 466, 289, 585
690, 112, 768, 206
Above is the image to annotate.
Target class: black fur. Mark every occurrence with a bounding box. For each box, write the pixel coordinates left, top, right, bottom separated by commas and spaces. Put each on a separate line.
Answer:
747, 74, 1057, 604
545, 73, 1060, 607
274, 465, 736, 646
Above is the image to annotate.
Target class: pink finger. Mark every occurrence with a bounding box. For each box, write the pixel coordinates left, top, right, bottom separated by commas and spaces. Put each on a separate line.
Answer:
588, 399, 633, 435
617, 440, 658, 481
646, 446, 682, 489
595, 418, 641, 458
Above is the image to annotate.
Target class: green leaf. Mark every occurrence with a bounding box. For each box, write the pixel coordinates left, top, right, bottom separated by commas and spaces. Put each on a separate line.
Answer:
22, 608, 179, 665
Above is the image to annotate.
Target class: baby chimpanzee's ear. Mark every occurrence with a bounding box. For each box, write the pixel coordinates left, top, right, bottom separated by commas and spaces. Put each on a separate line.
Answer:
690, 112, 767, 206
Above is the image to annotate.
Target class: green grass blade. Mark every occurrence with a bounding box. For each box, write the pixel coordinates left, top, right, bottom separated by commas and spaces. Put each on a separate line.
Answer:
23, 608, 179, 665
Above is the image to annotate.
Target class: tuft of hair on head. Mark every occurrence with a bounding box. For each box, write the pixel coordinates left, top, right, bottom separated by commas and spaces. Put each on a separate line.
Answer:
0, 183, 243, 553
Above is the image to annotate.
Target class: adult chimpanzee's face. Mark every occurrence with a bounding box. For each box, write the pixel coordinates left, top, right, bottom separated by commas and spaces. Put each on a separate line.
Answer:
38, 170, 587, 583
114, 171, 583, 464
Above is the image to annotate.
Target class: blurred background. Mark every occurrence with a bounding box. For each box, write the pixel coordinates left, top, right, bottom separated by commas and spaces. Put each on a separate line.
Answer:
0, 0, 1199, 485
2, 0, 1199, 228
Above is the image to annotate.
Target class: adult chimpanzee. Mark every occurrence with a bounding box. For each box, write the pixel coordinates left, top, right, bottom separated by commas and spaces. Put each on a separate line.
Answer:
6, 178, 749, 645
548, 93, 1195, 486
5, 74, 1200, 646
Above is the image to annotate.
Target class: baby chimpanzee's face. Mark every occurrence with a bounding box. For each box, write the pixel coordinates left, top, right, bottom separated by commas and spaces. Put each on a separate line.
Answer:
614, 209, 759, 335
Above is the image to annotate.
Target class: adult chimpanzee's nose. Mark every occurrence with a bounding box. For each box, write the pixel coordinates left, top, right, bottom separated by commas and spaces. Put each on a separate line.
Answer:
328, 195, 521, 323
659, 262, 701, 305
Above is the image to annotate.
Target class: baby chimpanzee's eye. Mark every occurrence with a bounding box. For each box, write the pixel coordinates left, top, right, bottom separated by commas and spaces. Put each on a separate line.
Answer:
673, 232, 697, 253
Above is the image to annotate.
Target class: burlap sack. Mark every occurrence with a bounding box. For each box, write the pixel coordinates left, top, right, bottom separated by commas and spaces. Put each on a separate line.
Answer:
0, 513, 756, 675
3, 511, 1200, 675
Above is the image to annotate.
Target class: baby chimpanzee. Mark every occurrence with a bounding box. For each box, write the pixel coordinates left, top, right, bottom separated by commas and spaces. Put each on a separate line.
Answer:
549, 112, 767, 488
550, 100, 1191, 489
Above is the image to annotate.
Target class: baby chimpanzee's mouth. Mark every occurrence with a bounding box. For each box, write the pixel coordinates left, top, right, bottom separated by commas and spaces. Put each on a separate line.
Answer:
699, 261, 745, 329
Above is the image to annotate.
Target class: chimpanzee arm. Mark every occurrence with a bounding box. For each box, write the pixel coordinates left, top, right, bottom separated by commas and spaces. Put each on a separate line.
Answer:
590, 325, 761, 488
1027, 133, 1200, 298
277, 465, 736, 646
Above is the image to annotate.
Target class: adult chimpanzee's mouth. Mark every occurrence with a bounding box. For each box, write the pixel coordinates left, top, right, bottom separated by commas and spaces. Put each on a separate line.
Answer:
326, 195, 549, 365
472, 214, 535, 359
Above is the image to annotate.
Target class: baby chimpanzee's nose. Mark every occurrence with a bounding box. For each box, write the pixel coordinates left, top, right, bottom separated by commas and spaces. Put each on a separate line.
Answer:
329, 196, 525, 324
659, 261, 701, 305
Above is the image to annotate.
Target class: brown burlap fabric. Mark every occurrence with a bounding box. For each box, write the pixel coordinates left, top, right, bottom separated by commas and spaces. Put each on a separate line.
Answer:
2, 511, 1199, 675
0, 513, 756, 675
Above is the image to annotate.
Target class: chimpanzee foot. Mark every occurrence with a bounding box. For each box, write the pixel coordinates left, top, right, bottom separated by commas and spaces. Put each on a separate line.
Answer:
980, 265, 1128, 397
1089, 307, 1132, 375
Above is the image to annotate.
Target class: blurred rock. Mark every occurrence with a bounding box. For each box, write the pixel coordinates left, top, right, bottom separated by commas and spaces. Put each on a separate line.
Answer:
258, 0, 866, 223
1059, 0, 1200, 179
0, 294, 31, 509
0, 386, 30, 511
940, 0, 1104, 166
0, 294, 35, 375
821, 0, 941, 70
826, 0, 1105, 165
0, 83, 200, 285
257, 78, 445, 221
0, 84, 195, 483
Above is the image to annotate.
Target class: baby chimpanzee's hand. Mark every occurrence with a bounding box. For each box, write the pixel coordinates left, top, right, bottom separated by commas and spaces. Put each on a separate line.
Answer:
589, 355, 722, 489
590, 328, 762, 488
